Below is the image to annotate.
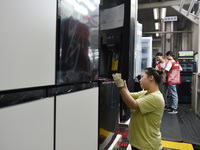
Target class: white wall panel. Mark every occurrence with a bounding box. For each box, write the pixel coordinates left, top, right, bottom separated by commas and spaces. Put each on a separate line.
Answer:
0, 0, 56, 91
0, 97, 54, 150
56, 88, 98, 150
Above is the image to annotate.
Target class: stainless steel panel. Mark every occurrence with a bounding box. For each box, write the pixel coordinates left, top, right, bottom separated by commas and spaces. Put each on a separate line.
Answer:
197, 74, 200, 118
191, 73, 198, 114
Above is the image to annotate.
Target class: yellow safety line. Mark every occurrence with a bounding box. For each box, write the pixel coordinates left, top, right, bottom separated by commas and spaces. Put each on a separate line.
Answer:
99, 128, 110, 137
162, 140, 194, 150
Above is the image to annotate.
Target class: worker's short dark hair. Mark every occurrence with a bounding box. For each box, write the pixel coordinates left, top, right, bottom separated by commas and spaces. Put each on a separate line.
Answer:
166, 51, 174, 57
156, 52, 163, 56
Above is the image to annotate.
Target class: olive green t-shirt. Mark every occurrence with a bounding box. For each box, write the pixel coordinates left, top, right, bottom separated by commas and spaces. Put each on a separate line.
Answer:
128, 90, 164, 150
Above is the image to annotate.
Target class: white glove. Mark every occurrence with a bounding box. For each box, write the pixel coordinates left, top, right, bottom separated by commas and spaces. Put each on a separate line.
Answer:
112, 73, 125, 88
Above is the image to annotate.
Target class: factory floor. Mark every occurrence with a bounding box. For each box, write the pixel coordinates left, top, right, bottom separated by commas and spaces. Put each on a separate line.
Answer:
112, 104, 200, 150
126, 141, 194, 150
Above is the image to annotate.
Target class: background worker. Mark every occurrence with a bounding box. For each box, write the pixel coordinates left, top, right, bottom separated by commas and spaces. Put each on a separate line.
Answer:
164, 51, 182, 114
155, 52, 170, 107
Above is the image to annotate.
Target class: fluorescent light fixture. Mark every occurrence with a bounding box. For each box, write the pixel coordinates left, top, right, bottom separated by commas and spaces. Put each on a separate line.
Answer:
78, 0, 95, 11
94, 0, 100, 4
153, 8, 159, 20
186, 0, 195, 16
155, 22, 159, 30
161, 8, 166, 19
179, 0, 185, 12
74, 4, 88, 15
66, 0, 88, 15
156, 33, 159, 37
194, 9, 200, 19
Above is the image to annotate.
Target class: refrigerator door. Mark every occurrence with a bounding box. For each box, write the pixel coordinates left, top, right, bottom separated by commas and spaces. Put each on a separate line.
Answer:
99, 81, 120, 149
99, 0, 136, 80
57, 0, 99, 85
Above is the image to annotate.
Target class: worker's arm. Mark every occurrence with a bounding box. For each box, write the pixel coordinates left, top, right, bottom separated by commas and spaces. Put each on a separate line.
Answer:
118, 87, 139, 110
112, 73, 139, 110
163, 61, 172, 74
162, 69, 168, 74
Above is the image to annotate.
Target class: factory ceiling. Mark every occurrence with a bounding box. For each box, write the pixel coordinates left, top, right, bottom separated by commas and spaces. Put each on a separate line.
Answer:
138, 0, 200, 38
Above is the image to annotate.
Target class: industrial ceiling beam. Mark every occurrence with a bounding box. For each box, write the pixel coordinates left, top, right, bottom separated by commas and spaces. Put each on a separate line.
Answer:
195, 9, 200, 19
143, 31, 193, 34
179, 0, 185, 12
171, 5, 199, 25
139, 0, 198, 9
186, 0, 196, 16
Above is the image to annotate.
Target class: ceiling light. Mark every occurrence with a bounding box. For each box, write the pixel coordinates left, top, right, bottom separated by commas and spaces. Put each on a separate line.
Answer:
94, 0, 100, 4
66, 0, 88, 15
186, 0, 195, 16
78, 0, 95, 11
156, 33, 159, 37
155, 22, 159, 30
161, 8, 167, 19
153, 8, 159, 20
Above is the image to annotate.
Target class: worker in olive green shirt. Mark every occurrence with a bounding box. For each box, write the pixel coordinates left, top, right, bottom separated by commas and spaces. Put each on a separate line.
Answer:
113, 68, 164, 150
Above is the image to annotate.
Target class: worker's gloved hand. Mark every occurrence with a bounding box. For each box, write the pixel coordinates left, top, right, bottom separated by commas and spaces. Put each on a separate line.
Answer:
112, 73, 125, 88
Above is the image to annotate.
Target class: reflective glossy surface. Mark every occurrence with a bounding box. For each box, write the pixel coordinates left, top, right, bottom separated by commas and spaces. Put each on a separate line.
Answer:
57, 0, 100, 84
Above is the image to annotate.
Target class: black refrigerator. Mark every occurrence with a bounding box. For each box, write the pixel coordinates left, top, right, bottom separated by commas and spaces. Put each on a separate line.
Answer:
99, 0, 137, 149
